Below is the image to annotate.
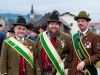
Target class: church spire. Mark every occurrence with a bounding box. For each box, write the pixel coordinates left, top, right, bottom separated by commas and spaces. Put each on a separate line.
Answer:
30, 4, 34, 24
31, 4, 34, 14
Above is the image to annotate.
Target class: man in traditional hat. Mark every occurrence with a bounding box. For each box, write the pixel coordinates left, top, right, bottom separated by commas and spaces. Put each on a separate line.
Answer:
28, 26, 40, 42
1, 17, 41, 75
39, 23, 47, 33
36, 10, 73, 75
67, 11, 100, 75
26, 23, 34, 38
6, 27, 15, 38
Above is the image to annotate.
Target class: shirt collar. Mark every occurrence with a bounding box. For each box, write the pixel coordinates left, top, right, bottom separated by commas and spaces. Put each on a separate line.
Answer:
27, 34, 31, 38
15, 36, 25, 43
46, 31, 50, 39
80, 28, 89, 35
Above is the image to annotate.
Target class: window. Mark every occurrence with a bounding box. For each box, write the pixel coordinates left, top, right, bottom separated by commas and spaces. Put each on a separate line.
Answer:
70, 23, 73, 26
99, 33, 100, 36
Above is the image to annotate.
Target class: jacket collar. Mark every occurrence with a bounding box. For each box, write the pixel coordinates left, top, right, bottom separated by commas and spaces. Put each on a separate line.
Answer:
15, 35, 25, 43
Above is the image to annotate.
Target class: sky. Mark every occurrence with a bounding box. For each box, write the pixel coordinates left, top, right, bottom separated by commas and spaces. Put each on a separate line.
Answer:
0, 0, 100, 22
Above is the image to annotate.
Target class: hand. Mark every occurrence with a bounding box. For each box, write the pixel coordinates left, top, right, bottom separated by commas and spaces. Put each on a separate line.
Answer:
77, 61, 85, 71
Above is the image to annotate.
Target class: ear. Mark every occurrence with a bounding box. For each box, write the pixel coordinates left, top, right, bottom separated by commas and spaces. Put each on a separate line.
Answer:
14, 27, 16, 32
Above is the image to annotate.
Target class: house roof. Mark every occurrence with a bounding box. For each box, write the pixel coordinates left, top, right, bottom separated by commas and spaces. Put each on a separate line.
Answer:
89, 23, 100, 28
60, 12, 76, 17
95, 25, 100, 29
34, 13, 51, 26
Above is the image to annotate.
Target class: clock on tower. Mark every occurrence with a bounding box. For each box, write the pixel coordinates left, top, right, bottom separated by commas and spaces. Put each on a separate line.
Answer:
30, 4, 34, 19
30, 14, 34, 18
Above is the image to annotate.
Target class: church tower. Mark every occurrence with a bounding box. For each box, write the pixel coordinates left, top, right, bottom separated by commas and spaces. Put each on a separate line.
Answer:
30, 4, 34, 23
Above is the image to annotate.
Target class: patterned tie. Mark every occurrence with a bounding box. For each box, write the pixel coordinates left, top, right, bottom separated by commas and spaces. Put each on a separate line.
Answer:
79, 32, 84, 38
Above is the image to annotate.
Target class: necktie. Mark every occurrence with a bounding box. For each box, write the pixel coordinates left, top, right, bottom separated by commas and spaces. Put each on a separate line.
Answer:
79, 32, 84, 38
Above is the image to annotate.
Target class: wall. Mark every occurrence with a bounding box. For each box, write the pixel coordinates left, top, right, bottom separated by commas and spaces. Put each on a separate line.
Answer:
59, 14, 79, 35
95, 26, 100, 35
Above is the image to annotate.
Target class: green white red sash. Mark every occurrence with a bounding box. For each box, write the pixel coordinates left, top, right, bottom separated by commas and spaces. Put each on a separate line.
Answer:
5, 37, 34, 68
40, 31, 66, 75
72, 32, 97, 75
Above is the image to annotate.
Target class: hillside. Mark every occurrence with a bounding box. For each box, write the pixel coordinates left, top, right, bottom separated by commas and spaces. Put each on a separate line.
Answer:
0, 13, 43, 21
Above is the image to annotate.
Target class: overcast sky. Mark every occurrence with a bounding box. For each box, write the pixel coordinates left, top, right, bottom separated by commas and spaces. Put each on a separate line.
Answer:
0, 0, 100, 22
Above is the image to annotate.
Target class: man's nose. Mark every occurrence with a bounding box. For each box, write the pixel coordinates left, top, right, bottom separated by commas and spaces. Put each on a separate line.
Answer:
52, 24, 56, 27
20, 29, 23, 32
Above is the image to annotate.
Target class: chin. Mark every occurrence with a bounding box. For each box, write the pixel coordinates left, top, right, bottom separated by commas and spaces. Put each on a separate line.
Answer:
18, 35, 25, 38
79, 27, 83, 30
52, 30, 56, 33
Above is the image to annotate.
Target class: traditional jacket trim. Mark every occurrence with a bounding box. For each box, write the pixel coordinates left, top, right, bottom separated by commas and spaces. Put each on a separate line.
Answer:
1, 73, 8, 75
40, 31, 66, 75
5, 37, 34, 68
72, 32, 97, 75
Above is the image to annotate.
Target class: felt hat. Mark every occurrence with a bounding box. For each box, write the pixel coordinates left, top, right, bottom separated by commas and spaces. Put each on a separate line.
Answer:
8, 27, 14, 33
13, 17, 28, 28
40, 23, 47, 30
27, 23, 34, 29
31, 26, 40, 34
74, 11, 91, 21
46, 10, 61, 23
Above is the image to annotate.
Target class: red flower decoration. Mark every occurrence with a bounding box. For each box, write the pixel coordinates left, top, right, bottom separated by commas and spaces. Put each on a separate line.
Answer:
26, 45, 32, 49
43, 24, 46, 26
86, 41, 91, 45
11, 27, 14, 31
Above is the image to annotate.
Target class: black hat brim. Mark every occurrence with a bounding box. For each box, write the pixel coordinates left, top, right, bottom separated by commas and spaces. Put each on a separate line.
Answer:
74, 17, 91, 21
31, 29, 40, 34
13, 23, 29, 28
46, 19, 62, 24
8, 30, 15, 33
40, 26, 46, 30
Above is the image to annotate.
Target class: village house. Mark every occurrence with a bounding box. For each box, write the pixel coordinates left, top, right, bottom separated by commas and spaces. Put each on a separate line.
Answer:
89, 23, 100, 36
59, 12, 79, 35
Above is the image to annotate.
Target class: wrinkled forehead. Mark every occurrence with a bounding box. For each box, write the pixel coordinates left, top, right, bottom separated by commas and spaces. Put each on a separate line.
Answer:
14, 25, 27, 29
48, 21, 60, 25
77, 19, 88, 22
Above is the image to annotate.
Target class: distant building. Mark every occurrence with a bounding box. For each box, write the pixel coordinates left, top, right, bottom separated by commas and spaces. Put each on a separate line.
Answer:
34, 13, 51, 26
0, 16, 7, 31
59, 12, 79, 35
89, 23, 100, 35
95, 25, 100, 35
30, 4, 34, 24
